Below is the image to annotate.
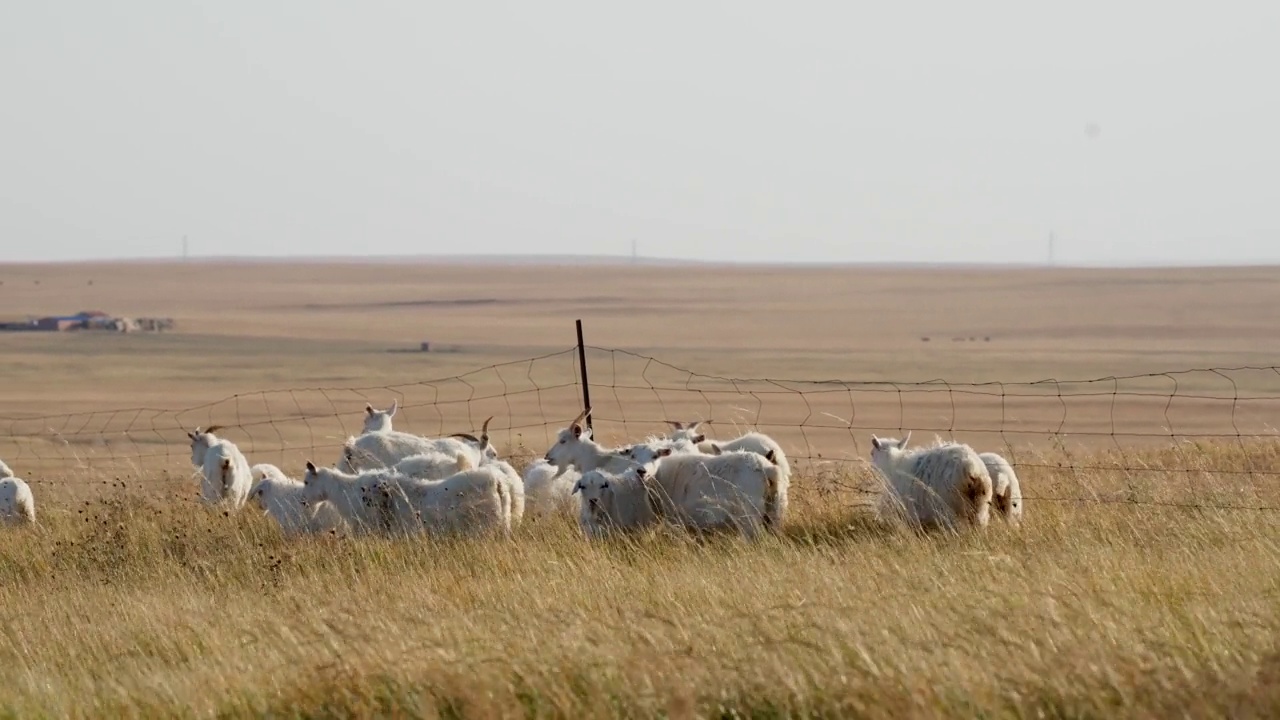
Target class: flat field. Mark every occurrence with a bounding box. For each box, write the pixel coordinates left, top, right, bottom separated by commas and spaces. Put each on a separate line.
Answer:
1, 260, 1279, 717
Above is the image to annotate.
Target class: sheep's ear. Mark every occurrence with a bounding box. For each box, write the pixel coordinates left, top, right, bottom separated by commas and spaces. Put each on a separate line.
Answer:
901, 431, 911, 448
689, 421, 702, 431
572, 423, 583, 439
388, 399, 398, 416
658, 447, 673, 458
305, 461, 317, 474
871, 435, 882, 450
187, 431, 197, 441
571, 481, 582, 495
620, 447, 632, 456
708, 443, 722, 456
480, 416, 492, 444
666, 420, 683, 430
692, 434, 706, 444
365, 403, 375, 416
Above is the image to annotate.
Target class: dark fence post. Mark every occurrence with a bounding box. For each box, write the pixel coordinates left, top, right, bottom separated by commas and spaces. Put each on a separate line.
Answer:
575, 319, 593, 435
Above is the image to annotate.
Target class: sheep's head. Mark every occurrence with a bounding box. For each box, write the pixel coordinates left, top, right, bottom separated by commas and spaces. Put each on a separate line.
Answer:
247, 479, 271, 509
665, 419, 710, 445
186, 425, 222, 467
451, 416, 497, 460
362, 400, 398, 433
572, 469, 617, 518
301, 460, 328, 503
869, 432, 911, 467
544, 408, 592, 469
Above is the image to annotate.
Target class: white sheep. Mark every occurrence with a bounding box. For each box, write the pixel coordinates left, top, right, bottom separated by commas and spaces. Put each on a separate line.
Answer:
247, 464, 347, 536
522, 459, 581, 519
630, 446, 784, 539
543, 409, 635, 475
0, 474, 36, 526
869, 433, 993, 531
663, 420, 792, 522
571, 467, 659, 538
980, 451, 1023, 526
362, 400, 400, 433
360, 465, 513, 539
339, 427, 485, 474
393, 449, 476, 481
300, 461, 401, 535
187, 426, 253, 509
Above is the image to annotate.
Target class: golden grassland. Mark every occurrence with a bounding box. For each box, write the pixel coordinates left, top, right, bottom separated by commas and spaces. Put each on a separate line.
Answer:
3, 261, 1280, 716
2, 443, 1280, 717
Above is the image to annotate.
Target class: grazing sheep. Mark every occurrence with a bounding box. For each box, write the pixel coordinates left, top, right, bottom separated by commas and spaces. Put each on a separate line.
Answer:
394, 450, 475, 481
247, 464, 347, 536
187, 427, 253, 509
362, 400, 400, 433
0, 475, 36, 526
522, 459, 580, 519
360, 465, 513, 539
663, 421, 792, 522
543, 409, 634, 475
339, 428, 484, 474
869, 433, 993, 531
980, 451, 1023, 526
631, 446, 784, 539
0, 458, 13, 479
300, 462, 400, 535
571, 467, 659, 538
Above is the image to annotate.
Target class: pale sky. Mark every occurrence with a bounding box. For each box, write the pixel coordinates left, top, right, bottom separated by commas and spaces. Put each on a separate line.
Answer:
2, 2, 1277, 265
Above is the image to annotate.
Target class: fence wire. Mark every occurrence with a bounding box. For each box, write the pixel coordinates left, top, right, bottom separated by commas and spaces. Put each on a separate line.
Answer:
3, 345, 1280, 511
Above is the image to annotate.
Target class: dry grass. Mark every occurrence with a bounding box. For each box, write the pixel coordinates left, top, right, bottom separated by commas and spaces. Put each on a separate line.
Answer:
3, 443, 1280, 718
4, 261, 1280, 716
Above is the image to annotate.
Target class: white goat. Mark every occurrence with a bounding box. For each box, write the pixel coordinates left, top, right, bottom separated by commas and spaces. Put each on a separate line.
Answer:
631, 446, 784, 539
869, 433, 993, 531
300, 461, 401, 535
543, 409, 634, 475
247, 464, 347, 536
571, 467, 659, 538
522, 459, 581, 519
362, 400, 400, 433
339, 421, 488, 473
980, 451, 1023, 526
0, 475, 36, 526
663, 420, 792, 521
361, 465, 513, 539
187, 426, 253, 509
394, 450, 475, 481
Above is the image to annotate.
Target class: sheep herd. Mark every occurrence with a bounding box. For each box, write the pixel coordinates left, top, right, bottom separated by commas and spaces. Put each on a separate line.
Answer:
0, 401, 1025, 537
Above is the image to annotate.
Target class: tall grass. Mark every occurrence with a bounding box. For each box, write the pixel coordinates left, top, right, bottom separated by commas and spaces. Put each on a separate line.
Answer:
2, 441, 1280, 717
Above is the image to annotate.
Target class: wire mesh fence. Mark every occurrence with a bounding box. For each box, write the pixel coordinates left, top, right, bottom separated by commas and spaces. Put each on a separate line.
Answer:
4, 336, 1280, 511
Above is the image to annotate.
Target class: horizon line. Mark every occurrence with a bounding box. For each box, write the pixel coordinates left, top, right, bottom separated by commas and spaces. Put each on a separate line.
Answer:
3, 252, 1280, 271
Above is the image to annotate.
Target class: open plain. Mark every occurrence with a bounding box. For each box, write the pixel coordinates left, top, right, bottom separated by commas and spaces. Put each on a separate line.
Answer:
2, 260, 1280, 717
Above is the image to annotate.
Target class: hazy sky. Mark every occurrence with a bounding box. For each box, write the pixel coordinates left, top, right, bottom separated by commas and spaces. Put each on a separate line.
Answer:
2, 2, 1277, 265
